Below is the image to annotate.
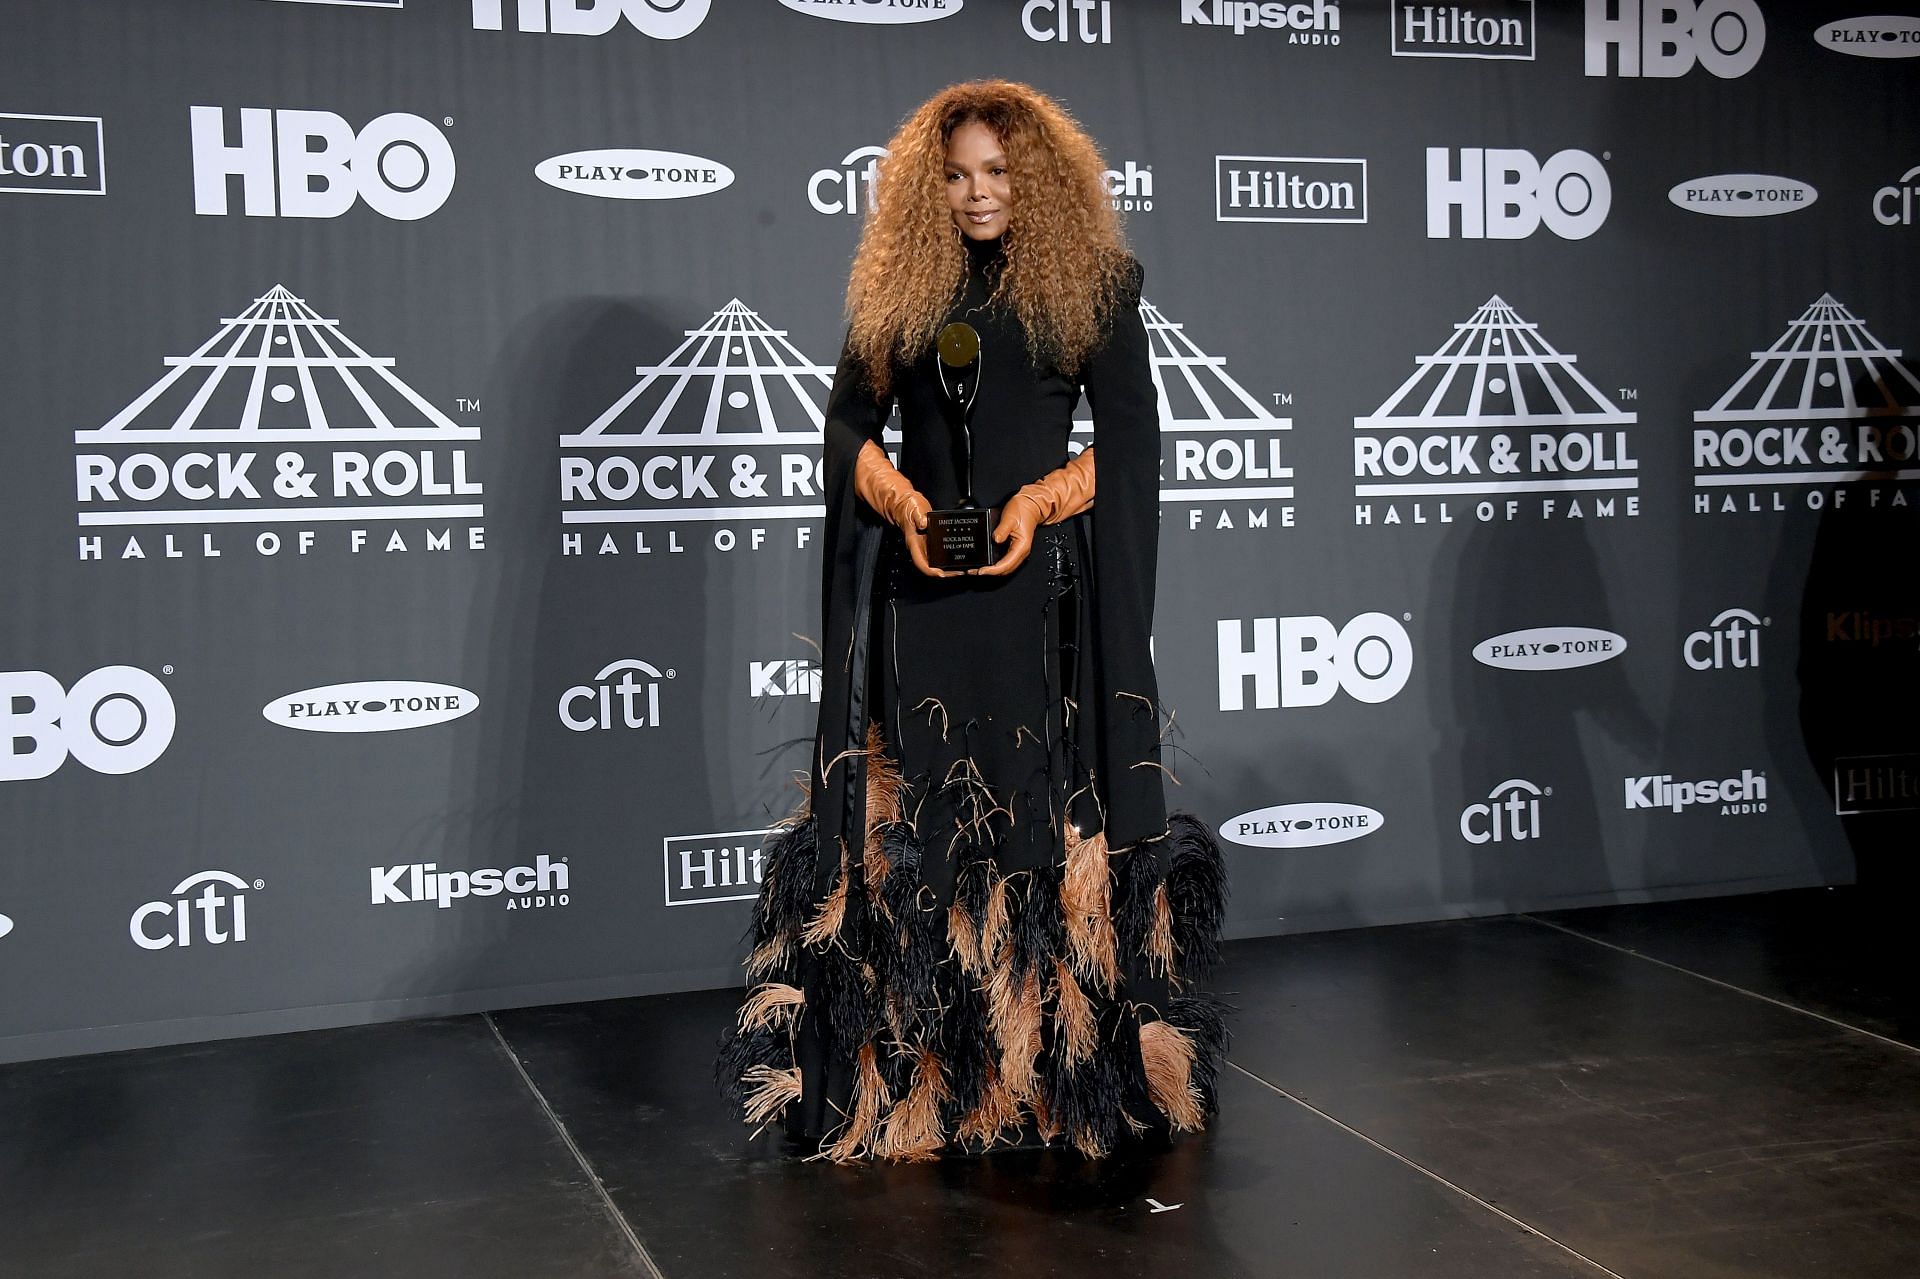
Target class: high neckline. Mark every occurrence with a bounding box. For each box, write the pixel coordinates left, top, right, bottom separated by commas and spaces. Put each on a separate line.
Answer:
963, 232, 1007, 271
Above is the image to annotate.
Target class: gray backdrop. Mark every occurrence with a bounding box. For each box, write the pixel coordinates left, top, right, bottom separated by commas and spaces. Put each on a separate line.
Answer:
4, 0, 1916, 1063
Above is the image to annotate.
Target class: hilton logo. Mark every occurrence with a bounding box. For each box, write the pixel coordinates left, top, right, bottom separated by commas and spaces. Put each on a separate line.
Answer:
1215, 156, 1366, 224
664, 829, 768, 906
1834, 754, 1920, 815
1391, 2, 1533, 59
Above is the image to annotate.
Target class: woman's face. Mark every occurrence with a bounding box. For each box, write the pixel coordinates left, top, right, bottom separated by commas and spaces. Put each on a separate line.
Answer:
945, 120, 1010, 242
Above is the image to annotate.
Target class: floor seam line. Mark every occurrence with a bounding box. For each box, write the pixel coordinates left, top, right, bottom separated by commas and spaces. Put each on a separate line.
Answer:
1226, 1059, 1630, 1279
483, 1012, 668, 1279
1518, 915, 1920, 1055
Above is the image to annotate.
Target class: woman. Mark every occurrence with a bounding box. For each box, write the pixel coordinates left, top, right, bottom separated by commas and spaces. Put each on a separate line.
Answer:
718, 80, 1227, 1162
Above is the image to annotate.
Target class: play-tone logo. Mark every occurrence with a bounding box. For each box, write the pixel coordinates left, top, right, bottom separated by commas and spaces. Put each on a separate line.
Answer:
1670, 174, 1816, 217
1392, 1, 1533, 59
1585, 0, 1764, 77
371, 856, 568, 910
1024, 0, 1109, 42
1, 666, 176, 782
1474, 626, 1626, 671
1428, 148, 1609, 240
1221, 802, 1381, 848
1835, 754, 1920, 815
536, 149, 732, 200
472, 0, 709, 37
1816, 15, 1920, 58
1217, 612, 1412, 710
1182, 0, 1342, 42
1692, 294, 1920, 515
1624, 769, 1767, 815
1216, 156, 1366, 224
665, 829, 769, 905
560, 659, 671, 730
1460, 778, 1545, 844
264, 681, 477, 732
0, 112, 105, 196
1355, 296, 1637, 526
130, 871, 259, 950
1684, 608, 1764, 670
809, 145, 885, 215
75, 285, 484, 561
1874, 165, 1920, 226
750, 659, 821, 703
191, 107, 453, 220
781, 0, 962, 22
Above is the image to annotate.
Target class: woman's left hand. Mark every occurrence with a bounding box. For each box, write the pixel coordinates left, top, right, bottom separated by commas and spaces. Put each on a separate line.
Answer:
972, 494, 1045, 577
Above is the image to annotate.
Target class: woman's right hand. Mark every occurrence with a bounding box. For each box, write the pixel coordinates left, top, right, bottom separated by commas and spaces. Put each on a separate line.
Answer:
853, 442, 955, 578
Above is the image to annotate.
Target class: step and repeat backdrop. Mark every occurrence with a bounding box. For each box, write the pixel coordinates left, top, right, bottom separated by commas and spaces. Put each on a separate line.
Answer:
3, 0, 1917, 1061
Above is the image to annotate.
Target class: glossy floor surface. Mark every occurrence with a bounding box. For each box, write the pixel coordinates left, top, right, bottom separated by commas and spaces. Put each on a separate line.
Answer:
6, 887, 1919, 1277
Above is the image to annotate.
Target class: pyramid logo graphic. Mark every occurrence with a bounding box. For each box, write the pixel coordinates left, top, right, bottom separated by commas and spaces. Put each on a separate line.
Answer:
74, 285, 483, 557
1354, 295, 1639, 517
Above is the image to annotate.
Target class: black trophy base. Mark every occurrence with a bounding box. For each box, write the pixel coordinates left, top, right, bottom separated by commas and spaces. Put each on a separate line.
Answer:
924, 507, 997, 571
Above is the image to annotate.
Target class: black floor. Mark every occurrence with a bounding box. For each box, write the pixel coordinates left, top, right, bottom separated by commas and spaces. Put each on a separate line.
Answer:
6, 888, 1920, 1278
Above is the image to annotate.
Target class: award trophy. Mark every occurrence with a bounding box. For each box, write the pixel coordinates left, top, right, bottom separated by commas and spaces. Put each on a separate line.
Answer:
924, 322, 998, 571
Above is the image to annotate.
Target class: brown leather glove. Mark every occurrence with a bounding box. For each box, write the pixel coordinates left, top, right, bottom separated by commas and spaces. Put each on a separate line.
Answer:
852, 440, 950, 578
975, 447, 1096, 578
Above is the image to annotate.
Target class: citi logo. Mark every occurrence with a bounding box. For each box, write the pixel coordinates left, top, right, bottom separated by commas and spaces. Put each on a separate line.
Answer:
264, 682, 477, 733
1023, 0, 1109, 42
1217, 612, 1413, 710
1684, 608, 1764, 670
809, 145, 885, 215
2, 666, 176, 782
190, 106, 454, 220
1428, 148, 1610, 239
664, 830, 769, 906
780, 0, 962, 22
1221, 802, 1381, 848
535, 149, 733, 200
1392, 2, 1534, 60
1873, 165, 1920, 226
1817, 16, 1920, 58
1474, 627, 1626, 671
1216, 156, 1365, 224
130, 871, 259, 951
1624, 769, 1767, 814
1104, 160, 1153, 212
1182, 0, 1341, 40
371, 857, 569, 910
1460, 779, 1545, 844
1669, 174, 1816, 217
471, 0, 709, 38
1585, 0, 1765, 78
560, 659, 670, 731
750, 659, 821, 703
0, 112, 105, 196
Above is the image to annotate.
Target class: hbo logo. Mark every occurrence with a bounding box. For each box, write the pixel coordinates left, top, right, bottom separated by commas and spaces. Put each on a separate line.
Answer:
1, 666, 176, 781
1585, 0, 1765, 78
1428, 148, 1611, 240
190, 106, 456, 220
1217, 613, 1414, 711
472, 0, 711, 39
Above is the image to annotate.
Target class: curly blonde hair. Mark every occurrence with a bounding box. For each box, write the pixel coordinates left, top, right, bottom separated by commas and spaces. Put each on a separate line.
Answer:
846, 80, 1132, 398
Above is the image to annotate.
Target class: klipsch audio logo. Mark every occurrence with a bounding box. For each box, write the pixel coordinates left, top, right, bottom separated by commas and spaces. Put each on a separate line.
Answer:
561, 300, 834, 556
559, 660, 672, 730
664, 830, 768, 905
750, 659, 821, 703
1392, 2, 1533, 59
1586, 0, 1764, 77
1816, 16, 1920, 58
264, 682, 478, 732
1106, 161, 1153, 213
1874, 165, 1920, 225
1474, 626, 1626, 671
472, 0, 709, 38
1827, 609, 1918, 649
1693, 295, 1920, 515
1024, 0, 1109, 42
1670, 174, 1816, 218
371, 857, 569, 910
1, 666, 175, 782
536, 149, 733, 200
1684, 608, 1764, 670
1835, 754, 1920, 815
1356, 296, 1638, 525
1428, 148, 1610, 240
0, 112, 105, 196
1217, 612, 1412, 710
1181, 0, 1341, 43
1624, 769, 1767, 815
130, 871, 260, 950
783, 0, 962, 22
191, 107, 453, 220
1216, 156, 1365, 224
1221, 802, 1381, 848
75, 286, 484, 561
1460, 778, 1546, 844
809, 146, 885, 215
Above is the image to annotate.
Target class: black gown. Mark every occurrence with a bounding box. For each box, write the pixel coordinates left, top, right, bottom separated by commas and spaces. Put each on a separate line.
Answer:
718, 237, 1228, 1161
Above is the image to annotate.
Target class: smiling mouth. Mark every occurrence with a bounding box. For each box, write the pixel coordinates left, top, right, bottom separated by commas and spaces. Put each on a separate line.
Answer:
966, 210, 1000, 222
